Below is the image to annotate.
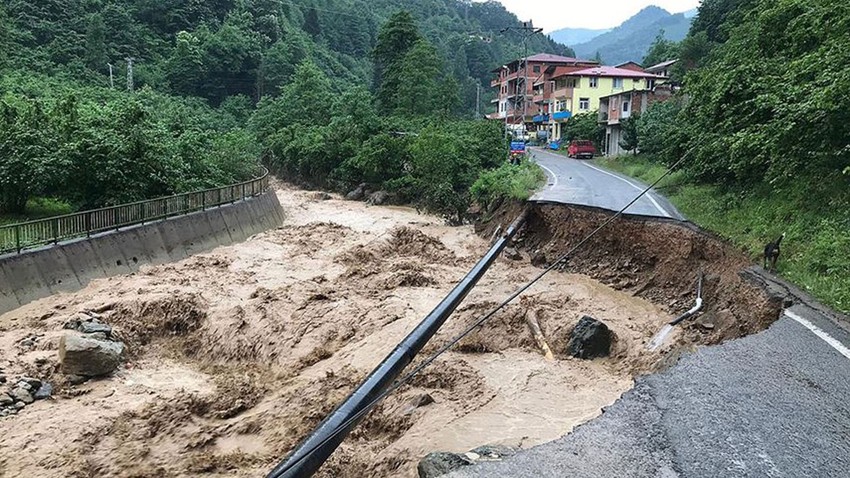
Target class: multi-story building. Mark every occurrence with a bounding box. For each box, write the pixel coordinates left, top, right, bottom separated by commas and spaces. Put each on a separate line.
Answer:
547, 65, 667, 141
646, 59, 678, 77
598, 83, 676, 156
488, 54, 597, 136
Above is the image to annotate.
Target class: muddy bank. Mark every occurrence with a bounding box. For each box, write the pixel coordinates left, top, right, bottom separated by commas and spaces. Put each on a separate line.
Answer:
479, 202, 785, 353
0, 185, 687, 478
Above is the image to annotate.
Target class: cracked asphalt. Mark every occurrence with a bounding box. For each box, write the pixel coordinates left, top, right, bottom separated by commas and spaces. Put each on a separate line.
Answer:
445, 152, 850, 478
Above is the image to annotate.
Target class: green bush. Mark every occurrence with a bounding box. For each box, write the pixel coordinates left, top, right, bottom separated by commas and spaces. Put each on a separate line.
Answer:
471, 159, 545, 210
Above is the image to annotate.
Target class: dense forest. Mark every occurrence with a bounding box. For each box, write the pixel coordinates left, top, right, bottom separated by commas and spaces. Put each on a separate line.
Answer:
618, 0, 850, 311
0, 0, 567, 219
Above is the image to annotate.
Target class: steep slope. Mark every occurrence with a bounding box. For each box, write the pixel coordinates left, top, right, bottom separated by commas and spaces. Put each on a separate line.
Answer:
1, 0, 571, 114
572, 6, 692, 65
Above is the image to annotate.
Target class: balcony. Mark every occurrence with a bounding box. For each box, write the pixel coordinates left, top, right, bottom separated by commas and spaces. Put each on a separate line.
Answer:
533, 114, 550, 123
552, 111, 572, 121
491, 78, 501, 88
553, 88, 573, 99
533, 94, 545, 103
599, 112, 609, 123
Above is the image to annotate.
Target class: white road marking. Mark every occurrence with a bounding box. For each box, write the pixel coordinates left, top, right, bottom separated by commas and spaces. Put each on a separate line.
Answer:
580, 161, 671, 218
537, 163, 559, 188
786, 310, 850, 361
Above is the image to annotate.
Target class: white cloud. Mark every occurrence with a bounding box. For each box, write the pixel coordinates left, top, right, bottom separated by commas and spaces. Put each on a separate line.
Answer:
486, 0, 702, 32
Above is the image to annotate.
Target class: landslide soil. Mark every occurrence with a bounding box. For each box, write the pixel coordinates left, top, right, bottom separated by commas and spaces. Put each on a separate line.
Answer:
0, 186, 747, 478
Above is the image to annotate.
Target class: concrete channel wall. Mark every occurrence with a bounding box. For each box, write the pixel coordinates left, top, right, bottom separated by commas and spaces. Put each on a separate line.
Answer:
0, 192, 284, 316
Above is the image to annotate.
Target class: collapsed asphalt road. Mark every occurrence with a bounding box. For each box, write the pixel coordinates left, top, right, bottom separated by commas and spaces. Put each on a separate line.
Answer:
448, 302, 850, 478
444, 151, 850, 477
530, 147, 685, 221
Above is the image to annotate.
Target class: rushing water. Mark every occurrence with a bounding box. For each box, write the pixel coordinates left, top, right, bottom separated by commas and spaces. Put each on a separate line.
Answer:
647, 324, 675, 351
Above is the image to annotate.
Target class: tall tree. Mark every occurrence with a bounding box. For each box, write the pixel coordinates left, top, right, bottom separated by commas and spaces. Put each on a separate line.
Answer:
303, 6, 321, 39
619, 115, 639, 154
393, 39, 443, 116
85, 13, 108, 70
643, 31, 678, 67
373, 11, 421, 112
0, 4, 10, 68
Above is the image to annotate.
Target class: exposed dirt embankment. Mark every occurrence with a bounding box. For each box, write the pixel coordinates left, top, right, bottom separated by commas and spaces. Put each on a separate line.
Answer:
479, 202, 785, 352
0, 186, 682, 478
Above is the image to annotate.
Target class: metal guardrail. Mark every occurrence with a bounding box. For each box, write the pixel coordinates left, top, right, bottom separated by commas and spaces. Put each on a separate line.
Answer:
0, 168, 270, 255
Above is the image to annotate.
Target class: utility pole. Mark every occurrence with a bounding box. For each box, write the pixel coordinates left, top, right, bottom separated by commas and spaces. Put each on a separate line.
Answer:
476, 83, 481, 119
501, 21, 543, 142
126, 57, 134, 92
108, 63, 114, 89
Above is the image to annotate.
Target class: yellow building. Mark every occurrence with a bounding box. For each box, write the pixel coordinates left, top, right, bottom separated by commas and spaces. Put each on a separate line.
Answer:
548, 65, 665, 141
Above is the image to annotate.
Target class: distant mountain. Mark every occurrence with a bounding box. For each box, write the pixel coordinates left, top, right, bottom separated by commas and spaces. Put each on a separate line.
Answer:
571, 6, 692, 65
682, 7, 699, 18
548, 27, 610, 47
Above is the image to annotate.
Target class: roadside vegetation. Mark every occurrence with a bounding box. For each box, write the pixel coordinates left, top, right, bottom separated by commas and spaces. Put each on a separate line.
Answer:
0, 2, 565, 226
471, 159, 545, 211
592, 0, 850, 313
598, 155, 849, 313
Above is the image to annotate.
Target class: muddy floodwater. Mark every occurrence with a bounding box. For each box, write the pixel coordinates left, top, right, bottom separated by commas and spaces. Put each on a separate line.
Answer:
0, 184, 677, 477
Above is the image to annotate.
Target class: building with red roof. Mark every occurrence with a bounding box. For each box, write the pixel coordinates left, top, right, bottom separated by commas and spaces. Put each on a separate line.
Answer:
488, 54, 598, 135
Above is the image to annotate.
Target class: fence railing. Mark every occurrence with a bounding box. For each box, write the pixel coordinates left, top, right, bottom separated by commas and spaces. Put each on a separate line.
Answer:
0, 168, 271, 256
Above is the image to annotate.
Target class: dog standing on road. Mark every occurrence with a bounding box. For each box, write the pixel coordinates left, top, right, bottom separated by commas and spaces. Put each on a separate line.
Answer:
763, 233, 786, 271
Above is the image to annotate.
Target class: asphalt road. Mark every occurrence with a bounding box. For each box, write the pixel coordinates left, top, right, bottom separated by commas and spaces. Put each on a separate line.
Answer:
530, 147, 685, 221
445, 155, 850, 477
448, 301, 850, 478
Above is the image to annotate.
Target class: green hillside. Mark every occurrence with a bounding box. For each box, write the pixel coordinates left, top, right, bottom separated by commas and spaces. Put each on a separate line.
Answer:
1, 0, 570, 111
613, 0, 850, 312
572, 6, 691, 65
0, 0, 553, 223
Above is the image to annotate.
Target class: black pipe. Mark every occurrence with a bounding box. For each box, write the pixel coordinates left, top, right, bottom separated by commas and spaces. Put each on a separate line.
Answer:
266, 208, 530, 478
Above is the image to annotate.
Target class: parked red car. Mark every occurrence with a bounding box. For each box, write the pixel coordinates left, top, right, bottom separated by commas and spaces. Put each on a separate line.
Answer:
567, 140, 597, 159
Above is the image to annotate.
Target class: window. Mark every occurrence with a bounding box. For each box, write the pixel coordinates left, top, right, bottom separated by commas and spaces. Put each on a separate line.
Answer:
589, 77, 599, 88
622, 101, 630, 113
570, 78, 579, 88
613, 78, 624, 89
646, 79, 656, 89
533, 65, 541, 73
579, 98, 590, 110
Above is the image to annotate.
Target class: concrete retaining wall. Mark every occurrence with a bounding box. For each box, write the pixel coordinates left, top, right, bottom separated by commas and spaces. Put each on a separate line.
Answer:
0, 192, 284, 316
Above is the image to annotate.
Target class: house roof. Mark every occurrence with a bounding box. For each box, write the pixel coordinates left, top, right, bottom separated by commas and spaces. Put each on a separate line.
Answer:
524, 53, 585, 63
614, 61, 646, 72
557, 65, 666, 79
646, 59, 678, 73
492, 54, 598, 72
534, 65, 592, 85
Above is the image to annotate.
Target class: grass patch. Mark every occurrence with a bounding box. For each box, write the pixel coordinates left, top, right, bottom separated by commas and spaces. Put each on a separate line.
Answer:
0, 198, 75, 226
471, 159, 546, 210
597, 155, 850, 314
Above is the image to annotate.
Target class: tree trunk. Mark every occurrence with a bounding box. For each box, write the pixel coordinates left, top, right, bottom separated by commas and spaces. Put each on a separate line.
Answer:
525, 308, 555, 361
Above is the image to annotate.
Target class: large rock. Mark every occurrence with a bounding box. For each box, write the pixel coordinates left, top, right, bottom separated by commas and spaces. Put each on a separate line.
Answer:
345, 183, 368, 201
18, 377, 42, 390
10, 387, 34, 404
77, 321, 113, 337
34, 383, 53, 400
418, 452, 473, 478
59, 333, 125, 377
567, 315, 613, 359
469, 444, 517, 460
367, 190, 390, 206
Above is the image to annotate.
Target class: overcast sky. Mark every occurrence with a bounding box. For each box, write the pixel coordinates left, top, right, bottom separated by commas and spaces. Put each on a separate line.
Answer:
489, 0, 702, 32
